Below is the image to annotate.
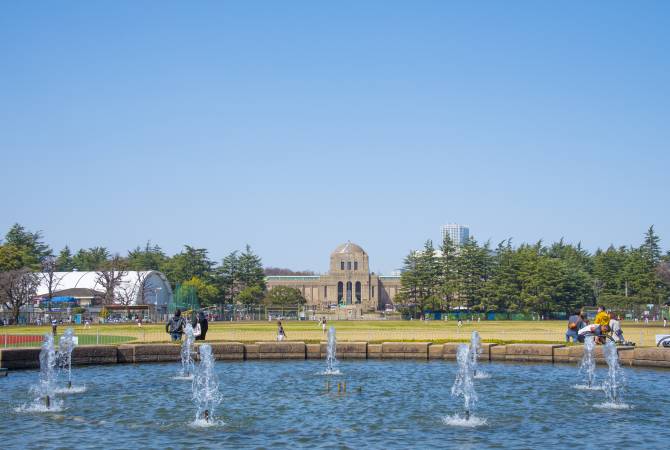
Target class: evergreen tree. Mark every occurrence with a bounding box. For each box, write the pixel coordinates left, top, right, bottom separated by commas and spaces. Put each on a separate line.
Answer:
72, 247, 110, 271
439, 234, 459, 309
4, 223, 52, 262
127, 242, 167, 271
216, 251, 240, 306
237, 245, 266, 291
55, 246, 74, 271
641, 225, 662, 266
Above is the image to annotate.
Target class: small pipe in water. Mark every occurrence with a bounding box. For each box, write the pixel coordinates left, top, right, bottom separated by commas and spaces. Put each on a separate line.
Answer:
465, 410, 470, 421
343, 381, 346, 392
326, 380, 330, 392
45, 395, 50, 409
67, 380, 72, 389
337, 382, 341, 393
357, 386, 362, 394
203, 410, 210, 422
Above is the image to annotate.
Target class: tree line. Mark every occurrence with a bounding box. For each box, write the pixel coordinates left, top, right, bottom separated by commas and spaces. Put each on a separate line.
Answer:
0, 224, 307, 322
397, 226, 670, 317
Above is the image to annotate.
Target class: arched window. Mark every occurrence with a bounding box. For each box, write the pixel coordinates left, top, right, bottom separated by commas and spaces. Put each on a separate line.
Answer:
346, 281, 352, 305
355, 281, 361, 303
354, 261, 358, 270
337, 282, 343, 304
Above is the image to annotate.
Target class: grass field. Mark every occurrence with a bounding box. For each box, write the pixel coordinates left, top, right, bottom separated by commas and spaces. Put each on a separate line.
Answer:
2, 320, 670, 347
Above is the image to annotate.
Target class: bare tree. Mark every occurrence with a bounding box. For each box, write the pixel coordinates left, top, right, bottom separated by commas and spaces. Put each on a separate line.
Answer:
116, 272, 148, 317
658, 262, 670, 287
95, 255, 128, 305
40, 256, 64, 311
0, 268, 40, 323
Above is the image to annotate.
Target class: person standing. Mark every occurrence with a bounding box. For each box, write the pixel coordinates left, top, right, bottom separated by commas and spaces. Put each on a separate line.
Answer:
165, 308, 186, 342
566, 311, 583, 343
322, 317, 327, 334
194, 311, 208, 341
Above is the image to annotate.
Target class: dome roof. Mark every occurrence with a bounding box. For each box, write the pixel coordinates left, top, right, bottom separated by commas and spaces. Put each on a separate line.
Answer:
331, 241, 366, 255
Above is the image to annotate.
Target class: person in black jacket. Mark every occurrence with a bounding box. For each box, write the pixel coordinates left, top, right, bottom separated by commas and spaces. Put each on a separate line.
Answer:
166, 309, 186, 342
194, 311, 208, 341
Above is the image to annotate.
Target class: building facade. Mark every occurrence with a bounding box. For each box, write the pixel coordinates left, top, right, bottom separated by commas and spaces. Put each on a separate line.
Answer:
441, 223, 470, 247
266, 242, 400, 312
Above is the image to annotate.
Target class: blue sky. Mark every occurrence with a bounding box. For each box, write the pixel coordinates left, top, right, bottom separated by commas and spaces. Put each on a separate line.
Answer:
1, 1, 668, 273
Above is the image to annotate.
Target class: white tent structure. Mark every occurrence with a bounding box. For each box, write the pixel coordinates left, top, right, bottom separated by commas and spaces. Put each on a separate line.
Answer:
36, 271, 173, 308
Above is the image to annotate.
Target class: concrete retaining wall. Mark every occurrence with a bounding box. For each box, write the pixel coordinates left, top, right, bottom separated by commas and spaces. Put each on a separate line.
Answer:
504, 344, 564, 363
257, 342, 306, 359
381, 342, 431, 359
318, 342, 367, 359
3, 341, 670, 371
439, 343, 497, 360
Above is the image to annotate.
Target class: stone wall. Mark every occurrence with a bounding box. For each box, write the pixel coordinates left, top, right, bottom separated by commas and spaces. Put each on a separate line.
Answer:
3, 342, 670, 371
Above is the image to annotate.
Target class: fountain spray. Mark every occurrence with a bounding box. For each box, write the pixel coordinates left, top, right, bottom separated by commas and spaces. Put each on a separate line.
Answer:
181, 322, 195, 378
37, 334, 57, 408
192, 344, 223, 423
451, 344, 477, 420
58, 328, 76, 389
469, 331, 482, 377
579, 336, 597, 388
603, 340, 626, 406
325, 326, 339, 375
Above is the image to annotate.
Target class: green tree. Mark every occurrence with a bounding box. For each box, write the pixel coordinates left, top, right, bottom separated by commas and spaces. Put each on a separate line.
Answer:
161, 245, 214, 287
72, 247, 110, 271
439, 234, 459, 308
455, 237, 491, 310
55, 246, 75, 271
182, 276, 219, 307
396, 250, 421, 317
641, 225, 662, 266
127, 242, 167, 271
0, 244, 37, 271
237, 285, 265, 308
216, 251, 240, 306
263, 286, 306, 308
4, 223, 51, 262
237, 245, 266, 291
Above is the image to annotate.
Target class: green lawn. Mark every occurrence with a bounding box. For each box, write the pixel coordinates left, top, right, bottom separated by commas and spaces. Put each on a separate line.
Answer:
2, 319, 668, 347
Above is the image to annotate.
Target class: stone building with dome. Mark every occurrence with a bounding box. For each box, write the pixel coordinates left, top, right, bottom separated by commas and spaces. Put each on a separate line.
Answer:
265, 242, 401, 312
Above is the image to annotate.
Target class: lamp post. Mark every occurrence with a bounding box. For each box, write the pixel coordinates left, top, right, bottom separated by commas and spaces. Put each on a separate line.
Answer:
154, 287, 162, 321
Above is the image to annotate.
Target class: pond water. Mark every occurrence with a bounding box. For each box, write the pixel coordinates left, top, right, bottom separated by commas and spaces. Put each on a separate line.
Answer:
1, 359, 669, 449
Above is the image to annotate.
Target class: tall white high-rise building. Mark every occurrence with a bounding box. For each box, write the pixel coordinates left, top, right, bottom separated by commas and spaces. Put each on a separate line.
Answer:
441, 223, 470, 247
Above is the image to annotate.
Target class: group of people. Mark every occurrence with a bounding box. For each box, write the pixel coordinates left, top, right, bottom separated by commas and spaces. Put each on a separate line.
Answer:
165, 308, 209, 342
566, 306, 627, 344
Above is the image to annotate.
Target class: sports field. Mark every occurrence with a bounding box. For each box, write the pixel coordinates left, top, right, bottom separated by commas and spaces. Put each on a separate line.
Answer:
2, 319, 669, 347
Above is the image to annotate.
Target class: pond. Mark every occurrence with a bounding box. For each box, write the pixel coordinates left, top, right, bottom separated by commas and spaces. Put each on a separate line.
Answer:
2, 359, 669, 448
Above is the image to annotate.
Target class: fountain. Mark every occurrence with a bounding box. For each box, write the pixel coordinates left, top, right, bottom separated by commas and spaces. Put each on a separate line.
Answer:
178, 323, 195, 379
323, 326, 341, 375
576, 336, 598, 390
469, 331, 488, 379
600, 340, 628, 409
57, 328, 76, 390
192, 344, 223, 425
17, 334, 62, 412
444, 344, 485, 426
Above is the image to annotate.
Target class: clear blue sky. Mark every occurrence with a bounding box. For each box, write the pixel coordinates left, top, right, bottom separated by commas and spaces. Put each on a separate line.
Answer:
1, 1, 668, 273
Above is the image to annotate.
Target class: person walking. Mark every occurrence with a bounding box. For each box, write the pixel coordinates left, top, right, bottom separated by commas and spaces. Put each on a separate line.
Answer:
277, 320, 286, 341
165, 309, 186, 342
322, 317, 327, 334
